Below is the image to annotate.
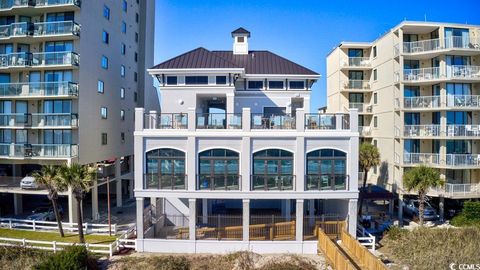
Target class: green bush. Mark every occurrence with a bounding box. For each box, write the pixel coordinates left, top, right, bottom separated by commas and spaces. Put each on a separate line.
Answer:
384, 225, 408, 240
451, 201, 480, 227
34, 245, 98, 270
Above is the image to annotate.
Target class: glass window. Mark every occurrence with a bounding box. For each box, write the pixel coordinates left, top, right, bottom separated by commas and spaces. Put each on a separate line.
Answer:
198, 149, 239, 190
348, 49, 363, 57
248, 80, 263, 89
166, 76, 177, 85
374, 116, 378, 127
43, 100, 71, 113
289, 81, 305, 89
404, 113, 420, 125
102, 31, 109, 44
121, 132, 125, 143
120, 88, 125, 99
45, 41, 73, 53
348, 71, 363, 80
146, 148, 186, 189
374, 93, 378, 104
120, 110, 125, 120
185, 76, 208, 85
97, 80, 104, 93
122, 0, 128, 12
349, 93, 363, 103
373, 69, 377, 80
268, 81, 284, 89
100, 107, 107, 119
120, 65, 125, 77
306, 149, 347, 190
44, 130, 71, 144
101, 56, 108, 69
252, 149, 293, 190
101, 133, 107, 145
46, 12, 74, 22
121, 43, 126, 55
103, 5, 110, 20
121, 21, 127, 33
373, 46, 377, 57
216, 76, 227, 85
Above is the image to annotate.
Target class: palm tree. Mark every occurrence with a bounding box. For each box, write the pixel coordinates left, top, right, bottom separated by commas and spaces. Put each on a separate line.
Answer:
32, 165, 66, 237
59, 163, 96, 243
403, 165, 443, 225
358, 143, 380, 215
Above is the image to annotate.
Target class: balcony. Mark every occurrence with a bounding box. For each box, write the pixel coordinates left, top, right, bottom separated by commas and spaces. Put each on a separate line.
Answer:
358, 126, 372, 137
196, 113, 242, 129
251, 175, 294, 191
349, 103, 372, 113
304, 114, 350, 130
0, 143, 78, 158
0, 51, 79, 69
145, 113, 187, 129
34, 0, 81, 8
446, 125, 480, 137
403, 38, 442, 54
343, 80, 370, 91
0, 21, 79, 40
403, 153, 440, 165
197, 175, 241, 190
342, 57, 370, 68
0, 113, 78, 128
403, 125, 441, 137
403, 67, 441, 82
401, 37, 480, 55
305, 174, 348, 191
447, 65, 480, 81
402, 96, 441, 110
0, 81, 78, 98
251, 114, 295, 129
144, 174, 186, 190
0, 0, 31, 9
446, 154, 480, 167
447, 95, 480, 108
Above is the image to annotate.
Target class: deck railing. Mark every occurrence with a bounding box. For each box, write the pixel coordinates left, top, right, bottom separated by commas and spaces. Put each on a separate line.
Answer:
305, 113, 350, 130
446, 125, 480, 137
344, 80, 370, 90
403, 124, 441, 137
251, 114, 295, 129
35, 0, 81, 7
0, 113, 77, 128
33, 21, 80, 36
344, 57, 370, 67
403, 67, 441, 82
0, 0, 30, 9
403, 95, 441, 109
251, 175, 294, 190
144, 173, 186, 190
403, 153, 440, 165
444, 183, 480, 197
349, 102, 371, 113
305, 174, 348, 191
0, 51, 78, 68
197, 174, 241, 190
403, 38, 442, 53
446, 154, 480, 167
196, 113, 242, 129
401, 37, 480, 53
0, 143, 78, 158
447, 65, 480, 79
447, 95, 480, 108
145, 113, 187, 129
0, 81, 78, 97
359, 126, 371, 136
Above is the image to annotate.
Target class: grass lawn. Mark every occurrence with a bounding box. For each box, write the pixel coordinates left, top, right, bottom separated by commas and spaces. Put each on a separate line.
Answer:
0, 228, 117, 244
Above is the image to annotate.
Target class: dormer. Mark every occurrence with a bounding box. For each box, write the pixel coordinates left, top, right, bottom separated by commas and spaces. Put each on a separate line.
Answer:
232, 27, 250, 55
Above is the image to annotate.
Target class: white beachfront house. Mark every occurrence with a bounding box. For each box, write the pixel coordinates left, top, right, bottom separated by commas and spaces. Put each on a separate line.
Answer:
134, 28, 359, 254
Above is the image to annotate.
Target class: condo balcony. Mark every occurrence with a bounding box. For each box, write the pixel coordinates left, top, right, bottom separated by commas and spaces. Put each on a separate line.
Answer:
0, 51, 79, 69
446, 125, 480, 137
341, 57, 371, 69
447, 95, 480, 108
0, 113, 78, 128
0, 81, 78, 98
403, 153, 440, 165
446, 154, 480, 167
403, 124, 480, 138
196, 113, 242, 129
403, 124, 441, 137
0, 143, 78, 158
0, 21, 80, 40
251, 114, 295, 129
358, 126, 372, 137
348, 102, 372, 114
251, 175, 294, 191
0, 0, 80, 13
399, 36, 480, 57
305, 174, 348, 191
402, 95, 441, 110
403, 67, 440, 82
342, 80, 370, 91
448, 65, 480, 81
398, 95, 480, 110
403, 153, 480, 168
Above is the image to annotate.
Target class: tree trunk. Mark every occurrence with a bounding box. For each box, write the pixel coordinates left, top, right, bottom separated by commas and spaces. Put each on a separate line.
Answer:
418, 191, 425, 226
51, 197, 64, 237
75, 195, 85, 243
358, 169, 369, 216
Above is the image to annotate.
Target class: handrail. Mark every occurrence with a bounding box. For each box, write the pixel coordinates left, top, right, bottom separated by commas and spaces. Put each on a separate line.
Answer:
341, 230, 387, 270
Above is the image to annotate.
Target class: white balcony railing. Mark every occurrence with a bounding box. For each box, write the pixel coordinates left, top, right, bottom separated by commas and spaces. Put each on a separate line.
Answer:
444, 183, 480, 197
344, 57, 370, 67
447, 65, 480, 79
359, 126, 372, 136
403, 95, 441, 109
0, 143, 78, 158
0, 81, 78, 97
446, 125, 480, 137
344, 80, 370, 90
0, 51, 79, 68
403, 153, 440, 165
0, 113, 77, 128
403, 38, 442, 53
446, 154, 480, 167
446, 95, 480, 108
349, 103, 371, 113
403, 125, 441, 137
403, 67, 441, 82
401, 37, 480, 54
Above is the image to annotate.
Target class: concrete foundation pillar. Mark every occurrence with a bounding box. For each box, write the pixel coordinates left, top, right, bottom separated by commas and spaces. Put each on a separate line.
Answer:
242, 199, 250, 241
136, 198, 144, 239
13, 193, 22, 215
91, 184, 99, 221
398, 194, 404, 227
439, 196, 445, 222
389, 199, 394, 216
295, 199, 304, 241
348, 199, 358, 237
188, 198, 196, 240
68, 190, 79, 223
115, 159, 122, 207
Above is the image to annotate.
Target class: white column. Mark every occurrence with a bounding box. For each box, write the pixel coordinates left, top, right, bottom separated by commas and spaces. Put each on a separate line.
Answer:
187, 107, 196, 132
115, 159, 122, 207
91, 184, 99, 221
68, 189, 78, 223
136, 197, 144, 239
295, 108, 305, 132
13, 193, 22, 215
188, 198, 196, 240
348, 199, 358, 237
242, 199, 250, 241
398, 194, 404, 227
241, 137, 251, 191
295, 199, 304, 241
226, 93, 235, 114
187, 136, 196, 191
202, 199, 208, 223
295, 137, 305, 191
309, 199, 315, 226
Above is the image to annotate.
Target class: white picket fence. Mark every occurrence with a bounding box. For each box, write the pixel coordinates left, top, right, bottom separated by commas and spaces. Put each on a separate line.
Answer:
0, 225, 137, 257
0, 218, 117, 234
357, 224, 376, 251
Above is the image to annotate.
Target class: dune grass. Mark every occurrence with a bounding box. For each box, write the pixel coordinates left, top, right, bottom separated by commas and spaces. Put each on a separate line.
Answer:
0, 228, 117, 244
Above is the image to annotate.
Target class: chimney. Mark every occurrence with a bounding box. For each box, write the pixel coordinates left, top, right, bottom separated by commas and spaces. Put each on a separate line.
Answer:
231, 27, 250, 55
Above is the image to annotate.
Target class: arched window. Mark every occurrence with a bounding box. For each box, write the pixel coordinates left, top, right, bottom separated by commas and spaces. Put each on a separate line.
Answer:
198, 149, 239, 190
252, 149, 293, 190
145, 148, 185, 189
306, 149, 347, 190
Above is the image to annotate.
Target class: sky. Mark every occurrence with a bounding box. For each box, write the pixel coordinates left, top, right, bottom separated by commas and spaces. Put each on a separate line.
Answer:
154, 0, 480, 112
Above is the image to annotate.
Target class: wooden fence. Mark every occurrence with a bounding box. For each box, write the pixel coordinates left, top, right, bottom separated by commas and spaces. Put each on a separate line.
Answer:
341, 230, 387, 270
317, 228, 357, 270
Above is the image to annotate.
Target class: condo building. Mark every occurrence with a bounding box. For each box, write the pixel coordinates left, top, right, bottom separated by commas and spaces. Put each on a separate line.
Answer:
327, 21, 480, 214
0, 0, 157, 223
134, 28, 359, 254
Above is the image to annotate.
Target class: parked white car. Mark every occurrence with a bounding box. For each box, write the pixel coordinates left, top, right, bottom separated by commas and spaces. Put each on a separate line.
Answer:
20, 176, 39, 189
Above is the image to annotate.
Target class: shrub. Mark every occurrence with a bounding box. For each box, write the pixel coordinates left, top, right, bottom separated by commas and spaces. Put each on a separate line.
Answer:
34, 245, 98, 270
451, 201, 480, 227
149, 256, 190, 270
0, 247, 47, 270
383, 225, 408, 240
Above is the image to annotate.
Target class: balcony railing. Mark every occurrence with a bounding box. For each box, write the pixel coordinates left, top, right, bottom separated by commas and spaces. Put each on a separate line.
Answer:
444, 183, 480, 197
0, 143, 77, 158
196, 113, 242, 129
145, 113, 187, 129
344, 57, 370, 67
403, 153, 440, 165
349, 103, 371, 113
144, 173, 186, 190
401, 37, 480, 54
0, 113, 77, 128
305, 113, 349, 130
446, 154, 480, 167
447, 65, 480, 79
344, 80, 370, 90
197, 175, 241, 190
445, 36, 480, 50
403, 95, 441, 109
0, 51, 79, 68
305, 174, 348, 191
251, 175, 294, 190
34, 0, 81, 7
0, 22, 32, 38
446, 95, 480, 108
403, 38, 442, 53
0, 81, 78, 97
404, 125, 441, 137
446, 125, 480, 137
33, 21, 80, 36
403, 67, 441, 82
0, 0, 30, 9
251, 114, 295, 129
359, 126, 371, 136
